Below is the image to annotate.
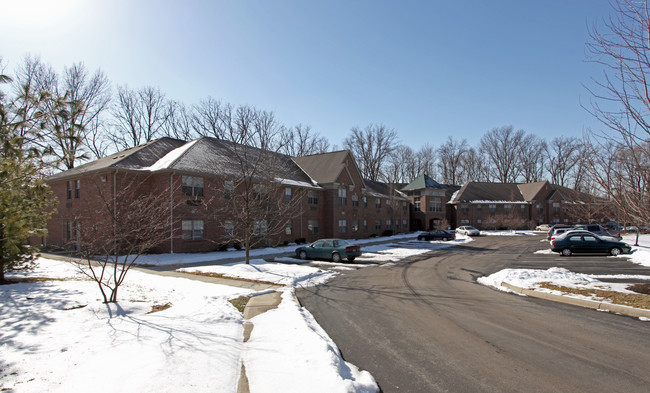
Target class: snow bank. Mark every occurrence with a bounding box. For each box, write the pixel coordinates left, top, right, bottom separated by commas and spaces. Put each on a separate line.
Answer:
244, 288, 379, 393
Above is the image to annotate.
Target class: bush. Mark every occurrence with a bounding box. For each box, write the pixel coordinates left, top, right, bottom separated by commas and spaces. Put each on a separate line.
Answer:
233, 242, 242, 250
217, 243, 229, 252
295, 238, 306, 244
381, 230, 393, 237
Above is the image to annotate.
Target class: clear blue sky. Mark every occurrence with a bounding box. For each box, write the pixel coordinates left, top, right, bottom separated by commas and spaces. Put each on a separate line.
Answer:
0, 0, 614, 150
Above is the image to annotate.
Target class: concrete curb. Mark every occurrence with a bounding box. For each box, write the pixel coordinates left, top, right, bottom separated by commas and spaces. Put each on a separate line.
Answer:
501, 282, 650, 319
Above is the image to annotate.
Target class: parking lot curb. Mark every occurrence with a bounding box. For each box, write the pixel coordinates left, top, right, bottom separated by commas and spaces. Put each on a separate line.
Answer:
501, 282, 650, 319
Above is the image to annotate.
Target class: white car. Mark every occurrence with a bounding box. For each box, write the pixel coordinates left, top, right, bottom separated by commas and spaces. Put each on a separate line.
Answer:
456, 226, 480, 236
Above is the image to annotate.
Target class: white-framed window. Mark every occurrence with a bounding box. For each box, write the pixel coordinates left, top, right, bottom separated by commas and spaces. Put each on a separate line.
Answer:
489, 204, 497, 213
338, 187, 347, 206
476, 204, 482, 211
182, 220, 204, 240
352, 194, 359, 207
284, 187, 292, 202
363, 219, 368, 231
504, 204, 512, 213
403, 201, 408, 211
375, 220, 381, 230
224, 180, 234, 199
224, 221, 234, 237
553, 202, 561, 213
375, 198, 381, 209
182, 176, 204, 197
352, 220, 359, 232
403, 219, 408, 229
363, 196, 368, 208
338, 219, 347, 233
308, 219, 319, 234
429, 198, 442, 212
461, 204, 469, 213
386, 219, 392, 230
414, 197, 421, 212
460, 219, 470, 225
285, 220, 292, 235
308, 190, 319, 204
75, 179, 80, 198
253, 220, 268, 236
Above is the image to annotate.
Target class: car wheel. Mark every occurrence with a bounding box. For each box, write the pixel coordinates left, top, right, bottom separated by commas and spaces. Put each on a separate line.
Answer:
331, 252, 341, 262
298, 250, 307, 260
417, 236, 423, 240
561, 248, 572, 256
610, 247, 622, 256
347, 257, 355, 262
443, 237, 449, 241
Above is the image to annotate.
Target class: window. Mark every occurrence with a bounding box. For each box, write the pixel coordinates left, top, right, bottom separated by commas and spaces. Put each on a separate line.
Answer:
352, 220, 359, 232
504, 204, 512, 213
489, 204, 497, 213
362, 196, 367, 208
285, 220, 292, 235
476, 204, 482, 212
182, 220, 204, 240
75, 180, 80, 198
363, 220, 368, 231
477, 219, 482, 227
375, 220, 381, 230
375, 198, 381, 209
386, 200, 392, 208
386, 219, 392, 230
338, 188, 347, 206
403, 202, 408, 212
460, 219, 470, 225
338, 219, 347, 233
308, 220, 319, 234
521, 204, 526, 212
308, 190, 319, 204
224, 221, 234, 237
67, 181, 72, 199
536, 204, 543, 213
182, 176, 204, 197
352, 194, 359, 207
253, 220, 268, 236
64, 221, 80, 243
583, 235, 598, 242
403, 219, 408, 229
461, 204, 469, 213
414, 197, 421, 212
429, 198, 442, 212
224, 180, 234, 199
553, 202, 560, 213
284, 187, 292, 202
253, 184, 266, 199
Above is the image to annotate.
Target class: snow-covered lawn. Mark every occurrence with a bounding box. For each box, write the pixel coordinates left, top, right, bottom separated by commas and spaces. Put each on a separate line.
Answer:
479, 234, 650, 320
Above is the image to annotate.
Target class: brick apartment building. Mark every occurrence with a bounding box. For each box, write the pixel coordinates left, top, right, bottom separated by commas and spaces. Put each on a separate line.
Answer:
45, 137, 410, 253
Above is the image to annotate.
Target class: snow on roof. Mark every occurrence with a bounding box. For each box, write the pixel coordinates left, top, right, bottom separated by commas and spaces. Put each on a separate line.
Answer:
275, 178, 323, 189
469, 200, 529, 204
144, 139, 199, 171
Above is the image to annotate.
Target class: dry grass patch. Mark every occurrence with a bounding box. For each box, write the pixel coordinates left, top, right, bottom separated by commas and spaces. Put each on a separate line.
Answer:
147, 302, 172, 314
229, 296, 250, 313
185, 271, 280, 286
0, 277, 69, 285
539, 282, 650, 310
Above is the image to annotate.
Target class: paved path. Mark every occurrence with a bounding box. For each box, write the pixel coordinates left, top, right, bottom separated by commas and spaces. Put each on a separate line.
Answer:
297, 235, 650, 393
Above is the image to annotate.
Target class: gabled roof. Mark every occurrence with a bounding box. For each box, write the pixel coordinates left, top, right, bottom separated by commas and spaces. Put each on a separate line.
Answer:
48, 137, 318, 188
48, 137, 187, 181
401, 174, 445, 191
363, 179, 409, 201
517, 181, 550, 201
292, 150, 365, 188
450, 182, 526, 203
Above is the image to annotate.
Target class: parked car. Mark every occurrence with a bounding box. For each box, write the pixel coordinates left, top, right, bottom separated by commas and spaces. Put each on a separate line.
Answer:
548, 227, 574, 242
551, 232, 632, 256
571, 224, 622, 240
295, 238, 361, 262
546, 224, 573, 240
535, 224, 551, 231
456, 226, 480, 236
417, 230, 455, 241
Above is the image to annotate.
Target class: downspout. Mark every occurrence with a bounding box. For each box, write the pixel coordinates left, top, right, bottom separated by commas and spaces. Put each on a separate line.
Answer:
170, 172, 174, 254
114, 170, 117, 253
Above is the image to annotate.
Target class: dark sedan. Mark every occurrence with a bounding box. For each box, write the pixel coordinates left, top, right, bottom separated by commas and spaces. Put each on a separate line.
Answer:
295, 238, 362, 262
417, 230, 455, 241
551, 232, 632, 256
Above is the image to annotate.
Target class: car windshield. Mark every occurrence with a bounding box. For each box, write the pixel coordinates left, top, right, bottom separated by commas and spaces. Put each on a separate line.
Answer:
465, 226, 477, 230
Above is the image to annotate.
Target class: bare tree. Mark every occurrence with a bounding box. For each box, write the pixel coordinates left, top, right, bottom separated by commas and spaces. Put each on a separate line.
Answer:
192, 96, 227, 139
583, 0, 650, 227
344, 123, 399, 181
111, 85, 173, 150
436, 137, 468, 185
74, 175, 176, 303
209, 105, 303, 263
278, 124, 330, 156
462, 147, 489, 182
415, 144, 436, 180
545, 136, 580, 187
519, 134, 547, 183
480, 125, 525, 183
165, 100, 199, 141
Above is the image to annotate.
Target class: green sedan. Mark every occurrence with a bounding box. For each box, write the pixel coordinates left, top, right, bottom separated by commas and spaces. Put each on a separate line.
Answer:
295, 238, 362, 262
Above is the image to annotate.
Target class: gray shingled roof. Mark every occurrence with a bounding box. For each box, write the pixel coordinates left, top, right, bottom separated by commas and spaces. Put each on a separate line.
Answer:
451, 182, 526, 203
48, 138, 187, 181
401, 174, 445, 191
363, 179, 409, 201
292, 150, 364, 185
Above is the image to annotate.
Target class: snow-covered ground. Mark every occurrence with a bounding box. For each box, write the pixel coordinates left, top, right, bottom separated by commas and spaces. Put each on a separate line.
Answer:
3, 231, 648, 392
479, 233, 650, 321
1, 232, 465, 393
